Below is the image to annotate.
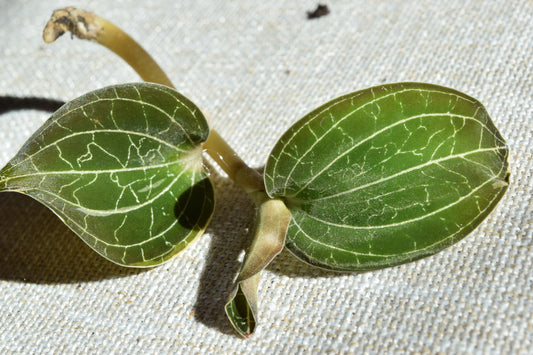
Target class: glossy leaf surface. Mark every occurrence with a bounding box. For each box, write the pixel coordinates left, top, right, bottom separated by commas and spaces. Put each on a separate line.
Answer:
0, 83, 214, 267
265, 83, 509, 271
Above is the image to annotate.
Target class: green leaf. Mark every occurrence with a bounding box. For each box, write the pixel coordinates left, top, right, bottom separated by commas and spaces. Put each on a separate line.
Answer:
0, 82, 214, 267
265, 82, 509, 271
225, 274, 259, 338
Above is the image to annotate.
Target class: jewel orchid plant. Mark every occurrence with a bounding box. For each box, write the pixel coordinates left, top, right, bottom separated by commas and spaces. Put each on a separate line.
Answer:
0, 7, 509, 337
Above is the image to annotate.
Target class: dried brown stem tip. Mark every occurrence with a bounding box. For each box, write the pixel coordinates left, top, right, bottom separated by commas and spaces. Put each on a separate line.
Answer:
43, 7, 103, 43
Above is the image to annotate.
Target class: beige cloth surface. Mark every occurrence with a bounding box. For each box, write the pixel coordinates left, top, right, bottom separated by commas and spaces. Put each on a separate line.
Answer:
0, 1, 531, 353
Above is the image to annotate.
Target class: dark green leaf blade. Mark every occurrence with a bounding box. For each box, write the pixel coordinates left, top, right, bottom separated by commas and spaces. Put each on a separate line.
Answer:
265, 82, 509, 271
0, 82, 214, 267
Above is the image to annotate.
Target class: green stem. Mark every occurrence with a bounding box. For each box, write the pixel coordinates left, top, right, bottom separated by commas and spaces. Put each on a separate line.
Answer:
43, 6, 263, 194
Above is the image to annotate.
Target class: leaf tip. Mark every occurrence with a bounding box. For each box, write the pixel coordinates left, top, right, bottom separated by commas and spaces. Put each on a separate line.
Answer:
224, 284, 257, 338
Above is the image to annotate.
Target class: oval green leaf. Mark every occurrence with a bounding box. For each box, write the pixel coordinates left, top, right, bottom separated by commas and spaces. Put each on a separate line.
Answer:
265, 82, 509, 271
0, 82, 214, 267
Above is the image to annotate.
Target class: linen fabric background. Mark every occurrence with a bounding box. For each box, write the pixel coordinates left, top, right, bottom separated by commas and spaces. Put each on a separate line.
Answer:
0, 1, 531, 353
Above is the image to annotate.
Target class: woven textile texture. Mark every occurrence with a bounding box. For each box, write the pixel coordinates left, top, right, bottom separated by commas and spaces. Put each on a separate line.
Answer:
0, 1, 531, 353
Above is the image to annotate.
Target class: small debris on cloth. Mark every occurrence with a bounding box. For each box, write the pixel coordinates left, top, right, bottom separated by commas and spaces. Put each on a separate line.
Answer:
307, 4, 330, 19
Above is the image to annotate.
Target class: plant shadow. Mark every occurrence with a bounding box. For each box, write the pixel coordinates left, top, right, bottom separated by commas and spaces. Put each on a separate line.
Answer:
0, 191, 146, 283
192, 166, 355, 335
0, 95, 64, 114
0, 96, 146, 283
267, 248, 356, 278
0, 94, 248, 333
192, 170, 257, 335
0, 95, 353, 332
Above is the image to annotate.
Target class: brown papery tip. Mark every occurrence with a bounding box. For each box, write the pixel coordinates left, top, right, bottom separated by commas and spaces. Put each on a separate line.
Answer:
43, 6, 103, 43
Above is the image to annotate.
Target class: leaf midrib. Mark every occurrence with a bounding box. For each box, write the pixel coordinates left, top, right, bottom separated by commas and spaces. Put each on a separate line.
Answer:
284, 112, 499, 198
284, 146, 506, 203
295, 166, 506, 229
290, 174, 505, 260
274, 86, 480, 195
23, 166, 188, 217
2, 129, 185, 177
